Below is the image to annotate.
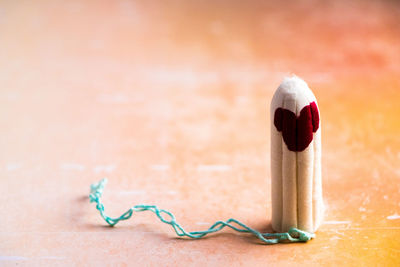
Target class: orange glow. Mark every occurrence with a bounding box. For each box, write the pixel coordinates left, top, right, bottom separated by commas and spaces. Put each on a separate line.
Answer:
0, 0, 399, 265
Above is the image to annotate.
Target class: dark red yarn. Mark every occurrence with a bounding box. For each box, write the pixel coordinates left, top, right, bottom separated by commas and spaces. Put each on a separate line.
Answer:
274, 102, 319, 152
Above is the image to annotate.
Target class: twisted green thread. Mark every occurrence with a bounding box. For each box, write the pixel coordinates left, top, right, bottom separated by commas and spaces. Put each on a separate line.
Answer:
89, 178, 314, 244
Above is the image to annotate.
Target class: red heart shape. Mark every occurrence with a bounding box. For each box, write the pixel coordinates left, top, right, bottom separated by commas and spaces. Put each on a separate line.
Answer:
274, 102, 319, 152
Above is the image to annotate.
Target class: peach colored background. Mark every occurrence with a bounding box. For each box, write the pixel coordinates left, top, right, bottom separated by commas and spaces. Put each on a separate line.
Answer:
0, 0, 399, 266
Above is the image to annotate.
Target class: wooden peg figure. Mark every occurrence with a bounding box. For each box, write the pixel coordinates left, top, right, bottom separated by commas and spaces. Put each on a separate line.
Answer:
270, 76, 324, 233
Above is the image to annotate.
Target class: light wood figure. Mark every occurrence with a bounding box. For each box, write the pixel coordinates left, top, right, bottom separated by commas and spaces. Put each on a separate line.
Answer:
270, 76, 324, 233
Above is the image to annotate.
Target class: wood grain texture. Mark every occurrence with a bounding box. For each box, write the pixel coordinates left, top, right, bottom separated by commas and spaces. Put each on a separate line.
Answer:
0, 0, 399, 266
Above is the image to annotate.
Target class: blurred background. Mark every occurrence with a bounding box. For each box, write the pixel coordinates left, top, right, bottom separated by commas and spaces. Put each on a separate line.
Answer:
0, 0, 399, 265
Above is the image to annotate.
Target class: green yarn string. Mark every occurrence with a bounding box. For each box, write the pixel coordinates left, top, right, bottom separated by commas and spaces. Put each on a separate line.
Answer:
89, 178, 315, 244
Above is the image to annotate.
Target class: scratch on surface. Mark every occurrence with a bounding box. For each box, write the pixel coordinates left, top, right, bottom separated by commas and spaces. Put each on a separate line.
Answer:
118, 190, 176, 196
150, 164, 170, 171
323, 220, 352, 225
93, 164, 116, 173
197, 165, 232, 171
0, 256, 28, 261
330, 229, 346, 237
328, 227, 400, 231
387, 213, 400, 220
118, 190, 146, 195
60, 163, 85, 171
196, 222, 210, 225
362, 196, 370, 205
6, 163, 21, 171
38, 256, 66, 260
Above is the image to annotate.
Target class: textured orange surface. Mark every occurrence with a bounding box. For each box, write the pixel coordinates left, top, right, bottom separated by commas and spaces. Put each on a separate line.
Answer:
1, 0, 400, 266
